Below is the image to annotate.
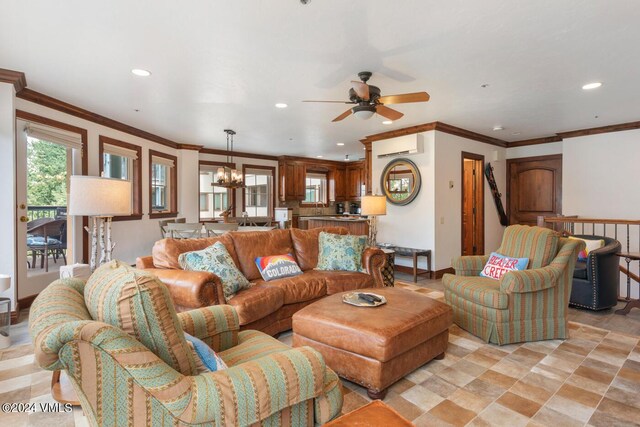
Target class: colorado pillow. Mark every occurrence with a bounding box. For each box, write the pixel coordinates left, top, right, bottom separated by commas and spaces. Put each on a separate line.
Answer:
569, 236, 605, 261
480, 252, 529, 280
255, 254, 303, 281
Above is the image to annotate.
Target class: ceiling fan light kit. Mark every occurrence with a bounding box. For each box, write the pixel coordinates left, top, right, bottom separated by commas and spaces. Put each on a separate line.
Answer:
214, 129, 245, 188
305, 71, 430, 123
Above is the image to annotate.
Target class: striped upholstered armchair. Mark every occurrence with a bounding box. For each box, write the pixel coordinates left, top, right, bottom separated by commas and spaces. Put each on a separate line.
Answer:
29, 261, 342, 426
443, 225, 585, 345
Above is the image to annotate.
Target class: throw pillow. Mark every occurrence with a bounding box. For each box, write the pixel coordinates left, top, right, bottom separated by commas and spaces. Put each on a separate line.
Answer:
569, 236, 605, 261
480, 252, 529, 280
316, 232, 367, 272
179, 241, 250, 300
255, 254, 303, 281
184, 332, 228, 373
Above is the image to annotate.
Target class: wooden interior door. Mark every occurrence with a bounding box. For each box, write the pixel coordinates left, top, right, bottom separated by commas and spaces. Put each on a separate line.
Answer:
507, 154, 562, 226
461, 152, 484, 256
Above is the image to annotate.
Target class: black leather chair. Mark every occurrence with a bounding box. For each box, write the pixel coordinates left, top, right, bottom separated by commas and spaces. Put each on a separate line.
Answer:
570, 235, 621, 311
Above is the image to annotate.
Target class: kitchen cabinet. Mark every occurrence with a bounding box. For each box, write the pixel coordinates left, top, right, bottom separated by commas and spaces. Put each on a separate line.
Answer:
329, 166, 346, 202
346, 161, 366, 200
279, 160, 306, 201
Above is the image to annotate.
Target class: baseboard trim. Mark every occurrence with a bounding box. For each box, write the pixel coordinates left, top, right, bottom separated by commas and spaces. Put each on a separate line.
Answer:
433, 267, 455, 279
10, 302, 20, 325
18, 294, 38, 311
394, 265, 432, 279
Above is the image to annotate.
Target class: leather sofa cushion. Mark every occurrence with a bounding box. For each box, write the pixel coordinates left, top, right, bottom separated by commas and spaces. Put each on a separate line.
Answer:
317, 271, 375, 294
573, 261, 588, 280
229, 230, 295, 281
152, 234, 237, 270
227, 285, 284, 325
290, 227, 348, 271
293, 287, 453, 362
255, 270, 327, 305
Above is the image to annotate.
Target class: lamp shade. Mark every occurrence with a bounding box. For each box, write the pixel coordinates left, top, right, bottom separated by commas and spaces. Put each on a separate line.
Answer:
68, 176, 132, 216
0, 274, 10, 293
361, 195, 387, 216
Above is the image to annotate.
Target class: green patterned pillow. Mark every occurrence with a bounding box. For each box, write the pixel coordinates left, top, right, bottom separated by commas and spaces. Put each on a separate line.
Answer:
178, 241, 250, 300
316, 232, 367, 272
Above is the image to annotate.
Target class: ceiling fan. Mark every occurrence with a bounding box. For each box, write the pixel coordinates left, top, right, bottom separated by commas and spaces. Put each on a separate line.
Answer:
303, 71, 430, 122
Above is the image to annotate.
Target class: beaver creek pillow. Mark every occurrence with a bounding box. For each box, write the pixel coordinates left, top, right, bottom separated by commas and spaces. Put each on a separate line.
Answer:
178, 241, 250, 300
255, 254, 303, 281
316, 232, 367, 272
480, 252, 529, 280
184, 332, 228, 373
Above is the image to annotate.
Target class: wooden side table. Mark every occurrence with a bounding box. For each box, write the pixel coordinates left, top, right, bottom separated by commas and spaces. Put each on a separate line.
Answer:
615, 252, 640, 315
393, 247, 432, 282
380, 249, 395, 287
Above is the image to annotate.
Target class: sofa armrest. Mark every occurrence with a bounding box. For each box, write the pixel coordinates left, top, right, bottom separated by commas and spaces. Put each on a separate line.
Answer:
177, 305, 239, 352
143, 268, 226, 308
362, 247, 386, 287
135, 255, 155, 269
451, 255, 489, 276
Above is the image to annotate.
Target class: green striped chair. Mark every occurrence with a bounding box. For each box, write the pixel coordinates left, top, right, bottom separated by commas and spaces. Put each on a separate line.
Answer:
29, 261, 342, 426
443, 225, 585, 345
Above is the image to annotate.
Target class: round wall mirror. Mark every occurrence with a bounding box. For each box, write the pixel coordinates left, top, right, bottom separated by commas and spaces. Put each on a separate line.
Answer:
380, 158, 421, 205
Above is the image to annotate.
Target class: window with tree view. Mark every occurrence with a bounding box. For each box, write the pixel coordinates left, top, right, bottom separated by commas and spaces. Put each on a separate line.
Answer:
199, 165, 232, 219
304, 173, 327, 204
152, 163, 168, 211
244, 167, 273, 217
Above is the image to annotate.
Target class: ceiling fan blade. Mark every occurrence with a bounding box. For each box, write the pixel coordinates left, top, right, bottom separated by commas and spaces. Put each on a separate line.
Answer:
378, 92, 430, 105
303, 100, 355, 104
332, 109, 353, 122
350, 81, 370, 100
376, 105, 404, 121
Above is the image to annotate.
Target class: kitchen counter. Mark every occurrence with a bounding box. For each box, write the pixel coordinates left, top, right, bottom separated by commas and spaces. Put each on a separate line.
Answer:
301, 216, 367, 222
305, 216, 369, 235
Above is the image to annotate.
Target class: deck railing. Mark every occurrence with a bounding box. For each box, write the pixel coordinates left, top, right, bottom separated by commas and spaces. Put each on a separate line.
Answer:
538, 216, 640, 301
27, 206, 66, 221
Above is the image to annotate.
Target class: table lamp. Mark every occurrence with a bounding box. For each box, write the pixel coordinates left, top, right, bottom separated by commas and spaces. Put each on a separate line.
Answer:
361, 194, 387, 247
68, 176, 132, 270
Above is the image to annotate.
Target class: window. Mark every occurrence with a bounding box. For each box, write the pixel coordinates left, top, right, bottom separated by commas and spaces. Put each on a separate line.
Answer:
243, 165, 275, 217
304, 172, 328, 204
149, 150, 178, 218
99, 136, 142, 220
199, 161, 234, 220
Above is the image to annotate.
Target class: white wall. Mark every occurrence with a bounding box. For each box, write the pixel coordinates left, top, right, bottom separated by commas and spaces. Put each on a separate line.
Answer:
434, 132, 507, 269
373, 132, 436, 270
506, 142, 563, 159
372, 131, 507, 272
0, 83, 17, 308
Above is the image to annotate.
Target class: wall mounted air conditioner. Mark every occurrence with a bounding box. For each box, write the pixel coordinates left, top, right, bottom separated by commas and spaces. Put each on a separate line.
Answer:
376, 134, 423, 158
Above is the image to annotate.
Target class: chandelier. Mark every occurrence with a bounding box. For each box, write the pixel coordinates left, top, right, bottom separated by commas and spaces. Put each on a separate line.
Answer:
214, 129, 244, 188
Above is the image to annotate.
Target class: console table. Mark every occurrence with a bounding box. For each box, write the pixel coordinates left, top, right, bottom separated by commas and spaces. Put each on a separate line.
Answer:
378, 245, 431, 283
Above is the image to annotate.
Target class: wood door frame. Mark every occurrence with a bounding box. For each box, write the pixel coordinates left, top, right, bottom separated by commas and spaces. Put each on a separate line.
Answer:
461, 152, 485, 256
506, 154, 562, 223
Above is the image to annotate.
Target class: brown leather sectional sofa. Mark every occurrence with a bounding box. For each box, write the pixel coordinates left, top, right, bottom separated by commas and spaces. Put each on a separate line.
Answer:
136, 227, 387, 336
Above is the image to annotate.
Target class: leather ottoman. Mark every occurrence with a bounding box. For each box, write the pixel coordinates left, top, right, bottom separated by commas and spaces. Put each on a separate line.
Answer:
292, 287, 452, 399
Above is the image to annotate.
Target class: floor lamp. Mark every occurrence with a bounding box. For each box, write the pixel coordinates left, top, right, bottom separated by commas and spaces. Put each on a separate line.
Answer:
68, 176, 132, 270
361, 194, 387, 247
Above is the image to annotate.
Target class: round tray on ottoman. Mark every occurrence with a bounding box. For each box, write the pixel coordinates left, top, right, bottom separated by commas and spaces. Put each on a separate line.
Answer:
292, 287, 453, 399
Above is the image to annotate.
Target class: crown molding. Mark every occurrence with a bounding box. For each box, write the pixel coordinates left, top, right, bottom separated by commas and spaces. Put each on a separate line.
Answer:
360, 121, 507, 147
200, 147, 278, 161
177, 143, 204, 151
0, 68, 27, 92
507, 135, 563, 148
510, 119, 640, 147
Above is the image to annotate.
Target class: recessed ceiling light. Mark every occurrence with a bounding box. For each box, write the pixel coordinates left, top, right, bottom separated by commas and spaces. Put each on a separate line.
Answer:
582, 82, 602, 90
382, 120, 393, 125
131, 69, 151, 77
336, 142, 345, 146
316, 155, 323, 158
492, 126, 504, 131
275, 103, 288, 108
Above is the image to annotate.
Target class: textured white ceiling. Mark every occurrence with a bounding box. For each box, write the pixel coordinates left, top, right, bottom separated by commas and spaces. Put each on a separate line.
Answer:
2, 0, 639, 160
